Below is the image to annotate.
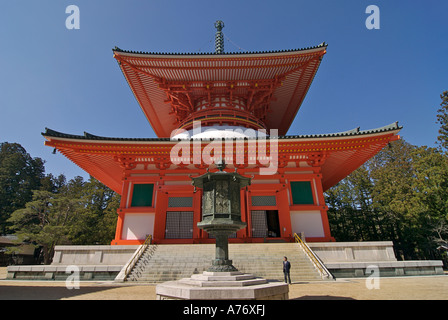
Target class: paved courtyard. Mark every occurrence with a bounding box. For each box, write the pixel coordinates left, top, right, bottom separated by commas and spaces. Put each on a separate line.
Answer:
1, 267, 447, 300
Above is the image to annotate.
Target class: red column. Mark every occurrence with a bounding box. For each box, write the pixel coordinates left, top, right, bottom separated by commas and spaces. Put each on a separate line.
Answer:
111, 180, 130, 245
314, 173, 334, 242
236, 188, 249, 240
193, 189, 203, 242
153, 187, 168, 242
277, 187, 292, 239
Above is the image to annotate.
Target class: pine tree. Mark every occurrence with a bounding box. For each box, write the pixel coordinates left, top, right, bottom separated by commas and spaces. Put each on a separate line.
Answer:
0, 142, 45, 234
436, 91, 448, 151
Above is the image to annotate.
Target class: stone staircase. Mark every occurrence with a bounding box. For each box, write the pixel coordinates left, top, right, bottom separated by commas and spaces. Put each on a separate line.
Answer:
127, 243, 324, 283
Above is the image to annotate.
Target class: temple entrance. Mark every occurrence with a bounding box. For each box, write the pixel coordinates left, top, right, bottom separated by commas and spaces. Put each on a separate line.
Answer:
251, 210, 280, 238
266, 210, 281, 237
165, 211, 194, 239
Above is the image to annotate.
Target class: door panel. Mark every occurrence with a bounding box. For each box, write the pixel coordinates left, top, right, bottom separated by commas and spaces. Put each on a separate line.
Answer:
165, 211, 193, 239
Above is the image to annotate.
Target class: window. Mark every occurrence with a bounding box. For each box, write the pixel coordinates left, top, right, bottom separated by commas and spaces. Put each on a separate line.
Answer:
251, 195, 276, 206
290, 181, 314, 205
168, 196, 193, 208
130, 184, 154, 207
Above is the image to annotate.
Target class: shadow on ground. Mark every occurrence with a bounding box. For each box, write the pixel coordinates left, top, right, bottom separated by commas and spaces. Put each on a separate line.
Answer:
292, 295, 356, 300
0, 285, 118, 300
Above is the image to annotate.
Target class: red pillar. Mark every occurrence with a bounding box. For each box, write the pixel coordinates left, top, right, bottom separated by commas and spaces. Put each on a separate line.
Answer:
277, 187, 292, 239
111, 179, 130, 245
315, 173, 335, 242
153, 187, 168, 242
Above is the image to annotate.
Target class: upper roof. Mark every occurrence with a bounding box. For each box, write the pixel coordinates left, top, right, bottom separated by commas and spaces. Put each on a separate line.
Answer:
112, 43, 327, 56
113, 43, 327, 137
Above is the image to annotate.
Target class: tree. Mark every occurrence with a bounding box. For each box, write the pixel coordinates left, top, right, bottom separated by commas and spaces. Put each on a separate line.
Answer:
7, 189, 82, 264
327, 138, 448, 264
436, 91, 448, 152
68, 177, 119, 245
410, 146, 448, 259
40, 173, 67, 193
326, 140, 416, 245
367, 140, 421, 259
8, 175, 120, 263
326, 164, 379, 242
0, 142, 45, 234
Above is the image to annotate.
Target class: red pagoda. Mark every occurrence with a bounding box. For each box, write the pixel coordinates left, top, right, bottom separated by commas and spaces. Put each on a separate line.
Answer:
43, 22, 401, 245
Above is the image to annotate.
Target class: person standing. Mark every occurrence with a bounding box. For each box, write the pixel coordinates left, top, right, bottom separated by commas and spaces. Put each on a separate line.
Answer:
283, 256, 291, 284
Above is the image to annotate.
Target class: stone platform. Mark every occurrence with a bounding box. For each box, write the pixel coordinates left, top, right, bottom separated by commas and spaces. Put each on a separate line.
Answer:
156, 271, 289, 300
308, 241, 444, 278
6, 241, 444, 281
7, 245, 138, 281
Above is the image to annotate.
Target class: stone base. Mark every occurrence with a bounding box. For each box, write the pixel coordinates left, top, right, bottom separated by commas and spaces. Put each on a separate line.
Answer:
156, 271, 289, 300
6, 245, 139, 281
6, 265, 122, 281
308, 241, 445, 278
208, 259, 238, 272
325, 260, 445, 278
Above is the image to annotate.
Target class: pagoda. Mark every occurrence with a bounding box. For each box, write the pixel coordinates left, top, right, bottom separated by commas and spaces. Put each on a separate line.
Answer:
43, 22, 401, 245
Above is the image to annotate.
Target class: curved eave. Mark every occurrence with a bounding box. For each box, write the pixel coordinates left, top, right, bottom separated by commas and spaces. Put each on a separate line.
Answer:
42, 122, 400, 143
112, 43, 328, 58
42, 123, 401, 193
113, 44, 327, 137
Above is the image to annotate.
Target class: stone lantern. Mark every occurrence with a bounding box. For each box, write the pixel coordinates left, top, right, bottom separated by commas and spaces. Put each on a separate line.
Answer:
157, 160, 288, 300
191, 159, 251, 272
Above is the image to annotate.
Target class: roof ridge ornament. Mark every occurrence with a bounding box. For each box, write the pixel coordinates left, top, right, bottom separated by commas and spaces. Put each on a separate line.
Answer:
214, 20, 225, 54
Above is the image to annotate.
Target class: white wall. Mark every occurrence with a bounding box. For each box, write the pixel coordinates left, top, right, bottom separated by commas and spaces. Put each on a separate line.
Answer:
122, 213, 155, 240
290, 210, 324, 238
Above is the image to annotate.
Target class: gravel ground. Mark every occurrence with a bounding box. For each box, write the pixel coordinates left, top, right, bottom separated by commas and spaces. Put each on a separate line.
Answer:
1, 267, 447, 300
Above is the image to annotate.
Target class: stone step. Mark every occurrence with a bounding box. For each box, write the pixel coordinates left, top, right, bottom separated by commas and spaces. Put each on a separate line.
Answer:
127, 243, 323, 282
134, 275, 322, 283
131, 268, 320, 276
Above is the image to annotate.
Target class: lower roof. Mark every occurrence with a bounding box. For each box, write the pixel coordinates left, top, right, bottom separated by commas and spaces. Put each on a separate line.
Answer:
43, 122, 400, 142
42, 122, 401, 193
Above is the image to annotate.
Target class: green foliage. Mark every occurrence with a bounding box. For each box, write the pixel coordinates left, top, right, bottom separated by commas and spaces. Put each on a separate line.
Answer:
8, 189, 81, 264
1, 141, 119, 263
0, 142, 45, 234
436, 91, 448, 151
326, 90, 448, 264
7, 175, 119, 264
66, 177, 120, 246
326, 139, 448, 262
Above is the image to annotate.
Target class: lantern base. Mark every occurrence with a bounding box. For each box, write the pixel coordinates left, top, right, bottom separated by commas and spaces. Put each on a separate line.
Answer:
198, 221, 246, 273
156, 271, 289, 300
209, 259, 238, 272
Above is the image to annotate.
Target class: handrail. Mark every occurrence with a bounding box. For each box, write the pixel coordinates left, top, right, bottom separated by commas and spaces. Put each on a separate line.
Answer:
124, 234, 152, 281
294, 233, 333, 279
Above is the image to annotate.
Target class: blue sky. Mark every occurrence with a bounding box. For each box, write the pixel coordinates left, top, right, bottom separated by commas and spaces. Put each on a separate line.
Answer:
1, 1, 447, 180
